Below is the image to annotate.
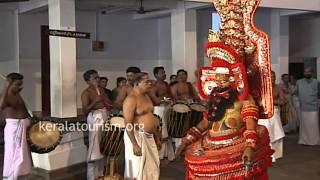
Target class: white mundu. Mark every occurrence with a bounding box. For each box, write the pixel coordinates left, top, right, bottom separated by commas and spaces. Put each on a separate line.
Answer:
154, 105, 175, 161
258, 107, 285, 162
124, 129, 160, 180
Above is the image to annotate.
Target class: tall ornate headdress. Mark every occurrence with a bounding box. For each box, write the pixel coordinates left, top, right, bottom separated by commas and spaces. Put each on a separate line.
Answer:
198, 0, 273, 119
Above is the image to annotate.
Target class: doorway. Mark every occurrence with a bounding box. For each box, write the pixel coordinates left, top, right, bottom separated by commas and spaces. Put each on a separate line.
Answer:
41, 25, 51, 116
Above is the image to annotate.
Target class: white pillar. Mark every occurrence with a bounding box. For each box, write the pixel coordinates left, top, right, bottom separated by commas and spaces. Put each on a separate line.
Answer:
31, 0, 87, 171
270, 9, 289, 83
49, 0, 77, 117
171, 1, 198, 82
280, 16, 289, 77
270, 9, 281, 82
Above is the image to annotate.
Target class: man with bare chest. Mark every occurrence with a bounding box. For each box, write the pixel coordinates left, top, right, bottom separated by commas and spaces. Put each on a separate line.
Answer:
171, 69, 200, 103
149, 67, 172, 105
81, 69, 113, 180
0, 73, 32, 180
123, 72, 161, 180
258, 71, 285, 162
114, 66, 141, 109
149, 67, 175, 162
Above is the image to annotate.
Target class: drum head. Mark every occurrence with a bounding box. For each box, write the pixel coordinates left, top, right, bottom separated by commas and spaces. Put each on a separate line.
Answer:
109, 116, 126, 128
172, 103, 190, 113
27, 121, 62, 154
190, 103, 207, 112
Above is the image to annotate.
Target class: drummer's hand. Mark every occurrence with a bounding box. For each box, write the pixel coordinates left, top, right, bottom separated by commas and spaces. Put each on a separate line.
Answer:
175, 142, 187, 160
93, 95, 103, 104
133, 144, 142, 156
5, 79, 12, 89
156, 140, 162, 151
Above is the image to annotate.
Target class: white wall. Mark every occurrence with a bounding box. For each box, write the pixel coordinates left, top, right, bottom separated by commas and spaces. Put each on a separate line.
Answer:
19, 13, 48, 110
0, 10, 19, 90
196, 8, 212, 67
18, 11, 172, 111
290, 13, 320, 79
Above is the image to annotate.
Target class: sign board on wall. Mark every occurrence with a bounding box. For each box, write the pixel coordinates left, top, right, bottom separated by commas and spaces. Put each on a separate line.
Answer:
49, 29, 90, 39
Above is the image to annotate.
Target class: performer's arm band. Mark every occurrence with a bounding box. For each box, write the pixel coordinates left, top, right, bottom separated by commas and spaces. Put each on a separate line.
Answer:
182, 127, 203, 146
240, 105, 259, 122
243, 130, 257, 150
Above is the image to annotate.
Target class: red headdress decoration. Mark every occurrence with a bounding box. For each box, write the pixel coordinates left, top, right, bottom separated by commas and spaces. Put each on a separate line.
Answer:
198, 0, 273, 119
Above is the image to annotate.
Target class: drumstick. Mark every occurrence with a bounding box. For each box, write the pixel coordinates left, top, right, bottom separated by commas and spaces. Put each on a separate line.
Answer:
0, 73, 6, 80
96, 87, 101, 95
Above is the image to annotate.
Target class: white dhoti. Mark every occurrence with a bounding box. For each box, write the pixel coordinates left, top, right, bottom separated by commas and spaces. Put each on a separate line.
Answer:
283, 96, 299, 133
154, 106, 175, 161
3, 118, 32, 180
87, 108, 109, 180
258, 107, 285, 162
298, 111, 320, 145
124, 130, 160, 180
292, 96, 301, 128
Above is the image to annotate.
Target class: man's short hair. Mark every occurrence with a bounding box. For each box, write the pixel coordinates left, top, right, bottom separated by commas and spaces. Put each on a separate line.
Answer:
126, 67, 141, 74
100, 77, 108, 81
7, 73, 23, 81
153, 66, 164, 76
116, 77, 126, 85
83, 70, 98, 82
131, 72, 148, 86
177, 69, 187, 75
170, 75, 176, 80
281, 73, 289, 79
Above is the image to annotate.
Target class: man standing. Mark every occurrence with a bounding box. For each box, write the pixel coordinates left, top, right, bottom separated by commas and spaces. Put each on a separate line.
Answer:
123, 72, 161, 180
81, 70, 112, 180
295, 67, 320, 145
99, 77, 113, 100
258, 71, 286, 162
171, 69, 200, 103
114, 66, 141, 109
149, 66, 172, 105
149, 66, 175, 162
280, 74, 298, 133
0, 73, 32, 180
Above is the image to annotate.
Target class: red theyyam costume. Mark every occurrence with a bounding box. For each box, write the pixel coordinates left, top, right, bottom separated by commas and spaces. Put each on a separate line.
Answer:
182, 0, 274, 179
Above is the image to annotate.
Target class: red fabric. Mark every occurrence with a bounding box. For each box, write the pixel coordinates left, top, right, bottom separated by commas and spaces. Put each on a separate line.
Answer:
184, 125, 273, 180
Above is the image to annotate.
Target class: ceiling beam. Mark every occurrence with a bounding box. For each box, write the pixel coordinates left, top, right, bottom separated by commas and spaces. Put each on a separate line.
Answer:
18, 0, 47, 14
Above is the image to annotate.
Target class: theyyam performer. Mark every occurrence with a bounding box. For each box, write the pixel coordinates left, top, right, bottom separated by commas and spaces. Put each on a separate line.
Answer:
176, 0, 275, 179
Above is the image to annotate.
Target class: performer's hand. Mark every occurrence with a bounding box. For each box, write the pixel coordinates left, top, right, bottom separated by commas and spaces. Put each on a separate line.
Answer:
133, 144, 142, 156
175, 142, 187, 160
242, 147, 255, 163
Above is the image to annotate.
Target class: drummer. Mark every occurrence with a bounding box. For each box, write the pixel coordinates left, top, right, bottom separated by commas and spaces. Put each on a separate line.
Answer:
0, 73, 32, 180
149, 66, 175, 163
114, 66, 141, 109
171, 69, 200, 104
149, 66, 172, 105
81, 69, 113, 180
170, 69, 200, 150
